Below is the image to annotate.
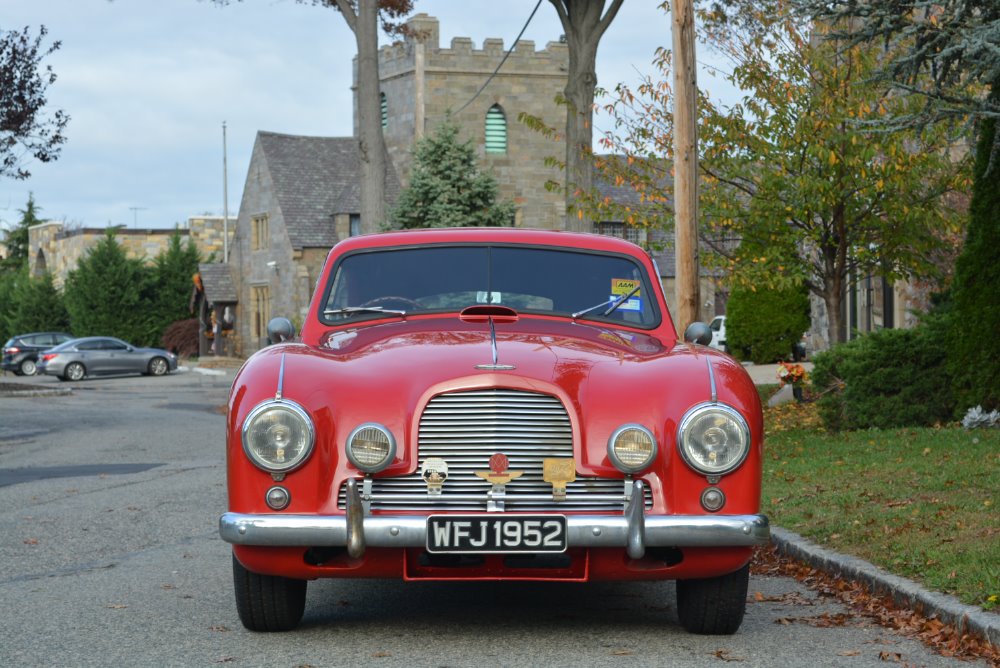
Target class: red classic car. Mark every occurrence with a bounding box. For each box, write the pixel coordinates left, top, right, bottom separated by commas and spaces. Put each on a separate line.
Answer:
220, 228, 769, 634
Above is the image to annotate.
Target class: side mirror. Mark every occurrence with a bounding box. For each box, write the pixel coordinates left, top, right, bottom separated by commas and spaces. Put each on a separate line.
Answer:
683, 321, 713, 346
266, 317, 296, 345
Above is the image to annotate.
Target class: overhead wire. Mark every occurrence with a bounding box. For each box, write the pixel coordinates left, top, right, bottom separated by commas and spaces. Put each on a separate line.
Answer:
453, 0, 546, 115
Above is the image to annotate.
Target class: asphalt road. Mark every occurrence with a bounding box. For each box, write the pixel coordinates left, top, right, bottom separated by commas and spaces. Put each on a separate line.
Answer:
0, 367, 983, 667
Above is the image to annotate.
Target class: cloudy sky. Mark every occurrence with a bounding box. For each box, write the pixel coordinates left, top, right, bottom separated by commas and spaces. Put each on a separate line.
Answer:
1, 0, 737, 231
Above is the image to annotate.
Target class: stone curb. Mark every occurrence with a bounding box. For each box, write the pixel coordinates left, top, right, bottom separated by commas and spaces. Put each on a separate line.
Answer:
771, 526, 1000, 648
0, 386, 72, 398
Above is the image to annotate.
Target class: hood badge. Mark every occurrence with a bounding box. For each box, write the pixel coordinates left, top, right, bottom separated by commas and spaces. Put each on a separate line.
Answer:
543, 458, 576, 501
475, 453, 523, 486
420, 458, 449, 496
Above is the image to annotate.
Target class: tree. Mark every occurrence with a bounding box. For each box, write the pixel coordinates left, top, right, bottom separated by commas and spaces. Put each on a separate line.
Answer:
151, 231, 202, 338
948, 106, 1000, 412
546, 0, 624, 231
390, 120, 515, 228
725, 282, 810, 364
63, 230, 155, 345
6, 271, 69, 335
0, 193, 44, 273
592, 7, 966, 344
0, 26, 68, 180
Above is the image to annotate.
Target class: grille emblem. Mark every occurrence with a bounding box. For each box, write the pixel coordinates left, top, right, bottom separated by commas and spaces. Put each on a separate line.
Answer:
420, 458, 449, 496
474, 452, 523, 485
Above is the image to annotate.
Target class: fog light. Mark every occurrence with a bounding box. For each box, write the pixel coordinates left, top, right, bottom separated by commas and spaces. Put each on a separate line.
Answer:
701, 487, 725, 512
346, 423, 396, 473
607, 424, 657, 473
265, 486, 290, 510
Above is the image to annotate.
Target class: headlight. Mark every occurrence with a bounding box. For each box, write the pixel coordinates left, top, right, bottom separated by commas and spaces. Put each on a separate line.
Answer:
346, 423, 396, 473
241, 400, 315, 473
607, 424, 657, 473
677, 403, 750, 475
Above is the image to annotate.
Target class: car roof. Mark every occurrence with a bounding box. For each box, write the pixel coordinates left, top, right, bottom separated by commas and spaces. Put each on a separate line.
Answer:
330, 227, 650, 257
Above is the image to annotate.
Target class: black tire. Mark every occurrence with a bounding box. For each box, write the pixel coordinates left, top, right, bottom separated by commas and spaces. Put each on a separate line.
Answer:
147, 357, 169, 376
675, 563, 749, 635
19, 358, 37, 376
64, 362, 85, 382
232, 553, 306, 632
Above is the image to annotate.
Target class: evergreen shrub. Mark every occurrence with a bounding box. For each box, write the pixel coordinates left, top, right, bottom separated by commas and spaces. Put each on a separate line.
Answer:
810, 320, 953, 431
725, 284, 810, 364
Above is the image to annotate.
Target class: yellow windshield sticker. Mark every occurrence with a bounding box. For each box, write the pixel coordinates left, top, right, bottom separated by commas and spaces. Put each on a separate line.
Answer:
611, 278, 641, 296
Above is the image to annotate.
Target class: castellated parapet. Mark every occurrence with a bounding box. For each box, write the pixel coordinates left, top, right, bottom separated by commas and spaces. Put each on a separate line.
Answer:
28, 216, 235, 289
358, 14, 570, 229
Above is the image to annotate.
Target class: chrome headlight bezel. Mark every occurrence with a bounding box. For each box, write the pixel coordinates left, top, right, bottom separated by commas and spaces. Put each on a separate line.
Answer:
346, 422, 396, 473
677, 402, 751, 475
607, 424, 658, 474
241, 399, 315, 473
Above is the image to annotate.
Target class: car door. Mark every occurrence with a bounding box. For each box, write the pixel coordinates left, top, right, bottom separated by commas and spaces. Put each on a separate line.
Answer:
74, 339, 108, 373
101, 338, 135, 374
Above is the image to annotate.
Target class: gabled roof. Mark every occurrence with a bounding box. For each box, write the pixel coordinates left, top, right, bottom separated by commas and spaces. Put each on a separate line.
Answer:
199, 262, 238, 303
256, 131, 401, 249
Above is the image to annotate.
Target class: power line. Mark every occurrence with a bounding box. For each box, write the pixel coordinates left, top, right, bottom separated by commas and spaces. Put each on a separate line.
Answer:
454, 0, 545, 115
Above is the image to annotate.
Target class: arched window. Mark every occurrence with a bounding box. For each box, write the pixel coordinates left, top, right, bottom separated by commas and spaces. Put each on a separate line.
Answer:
34, 248, 47, 277
380, 93, 388, 129
485, 105, 507, 154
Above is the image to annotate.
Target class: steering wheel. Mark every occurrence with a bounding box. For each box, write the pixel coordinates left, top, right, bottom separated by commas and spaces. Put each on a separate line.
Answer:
360, 296, 423, 310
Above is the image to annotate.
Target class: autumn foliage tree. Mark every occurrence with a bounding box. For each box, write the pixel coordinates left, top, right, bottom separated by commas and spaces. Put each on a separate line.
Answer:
591, 4, 967, 344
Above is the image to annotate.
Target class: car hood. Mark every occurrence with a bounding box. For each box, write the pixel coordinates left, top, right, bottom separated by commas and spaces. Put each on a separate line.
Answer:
234, 316, 755, 472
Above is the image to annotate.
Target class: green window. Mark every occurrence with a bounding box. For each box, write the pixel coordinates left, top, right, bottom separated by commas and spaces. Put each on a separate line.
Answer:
485, 105, 507, 154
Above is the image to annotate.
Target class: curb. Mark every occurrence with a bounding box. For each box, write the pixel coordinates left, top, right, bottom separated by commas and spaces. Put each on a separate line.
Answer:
771, 526, 1000, 648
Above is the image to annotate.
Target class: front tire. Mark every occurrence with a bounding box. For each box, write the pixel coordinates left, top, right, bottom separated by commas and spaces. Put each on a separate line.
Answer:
147, 357, 168, 376
19, 359, 37, 376
675, 563, 749, 635
64, 362, 85, 382
232, 554, 306, 632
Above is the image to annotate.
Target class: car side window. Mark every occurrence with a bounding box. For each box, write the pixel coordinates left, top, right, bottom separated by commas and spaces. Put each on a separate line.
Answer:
106, 341, 129, 350
77, 341, 102, 351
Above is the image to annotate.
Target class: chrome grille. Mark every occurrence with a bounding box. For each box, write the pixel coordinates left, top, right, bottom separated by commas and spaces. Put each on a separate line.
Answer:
339, 389, 653, 511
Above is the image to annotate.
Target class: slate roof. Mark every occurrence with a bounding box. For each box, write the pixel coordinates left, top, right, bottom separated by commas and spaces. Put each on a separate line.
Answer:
257, 131, 401, 250
199, 262, 238, 304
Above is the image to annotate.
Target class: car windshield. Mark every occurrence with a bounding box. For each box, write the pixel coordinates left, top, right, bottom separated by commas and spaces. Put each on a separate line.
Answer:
320, 244, 660, 328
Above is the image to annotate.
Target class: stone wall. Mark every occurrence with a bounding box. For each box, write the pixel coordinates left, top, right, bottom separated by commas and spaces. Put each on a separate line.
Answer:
27, 217, 235, 289
370, 14, 569, 230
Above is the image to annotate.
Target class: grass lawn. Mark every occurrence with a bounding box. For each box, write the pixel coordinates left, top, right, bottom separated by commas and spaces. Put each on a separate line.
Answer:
758, 385, 1000, 611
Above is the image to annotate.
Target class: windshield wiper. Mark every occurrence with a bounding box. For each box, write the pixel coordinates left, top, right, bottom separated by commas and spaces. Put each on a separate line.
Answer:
571, 284, 641, 320
324, 306, 406, 318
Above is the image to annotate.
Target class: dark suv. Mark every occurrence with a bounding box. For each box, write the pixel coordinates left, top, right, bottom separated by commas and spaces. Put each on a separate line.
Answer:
2, 332, 74, 376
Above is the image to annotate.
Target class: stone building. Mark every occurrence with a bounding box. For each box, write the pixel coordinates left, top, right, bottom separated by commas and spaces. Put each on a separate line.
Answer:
27, 216, 234, 289
210, 14, 719, 357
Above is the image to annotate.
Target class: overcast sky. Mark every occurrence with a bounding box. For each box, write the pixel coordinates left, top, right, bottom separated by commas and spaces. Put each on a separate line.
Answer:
1, 0, 737, 231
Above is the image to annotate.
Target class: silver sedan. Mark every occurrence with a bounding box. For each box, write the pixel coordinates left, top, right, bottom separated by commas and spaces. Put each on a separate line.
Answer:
36, 336, 178, 381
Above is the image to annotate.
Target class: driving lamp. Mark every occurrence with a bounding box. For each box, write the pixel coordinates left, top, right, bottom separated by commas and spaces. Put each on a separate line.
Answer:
608, 424, 657, 473
346, 423, 396, 473
677, 403, 750, 475
242, 400, 315, 473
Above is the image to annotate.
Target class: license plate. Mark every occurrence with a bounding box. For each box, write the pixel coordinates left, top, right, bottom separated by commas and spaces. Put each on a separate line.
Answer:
426, 515, 567, 554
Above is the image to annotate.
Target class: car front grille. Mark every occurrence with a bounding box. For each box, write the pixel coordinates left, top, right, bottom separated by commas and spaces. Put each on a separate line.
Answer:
339, 388, 652, 511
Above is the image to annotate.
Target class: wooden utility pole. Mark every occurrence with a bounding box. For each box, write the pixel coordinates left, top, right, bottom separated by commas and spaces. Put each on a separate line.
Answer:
672, 0, 700, 332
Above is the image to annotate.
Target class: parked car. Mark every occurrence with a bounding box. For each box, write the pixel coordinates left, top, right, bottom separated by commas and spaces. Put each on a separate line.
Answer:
708, 315, 728, 353
36, 336, 178, 381
219, 228, 768, 635
2, 332, 75, 376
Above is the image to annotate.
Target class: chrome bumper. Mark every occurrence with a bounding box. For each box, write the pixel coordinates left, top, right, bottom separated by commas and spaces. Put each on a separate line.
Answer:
220, 480, 770, 559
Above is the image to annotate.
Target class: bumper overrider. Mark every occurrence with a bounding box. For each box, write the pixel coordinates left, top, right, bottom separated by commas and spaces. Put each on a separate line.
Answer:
220, 479, 770, 560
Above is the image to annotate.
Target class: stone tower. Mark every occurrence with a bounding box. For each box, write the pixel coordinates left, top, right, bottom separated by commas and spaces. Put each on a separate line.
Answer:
356, 14, 570, 230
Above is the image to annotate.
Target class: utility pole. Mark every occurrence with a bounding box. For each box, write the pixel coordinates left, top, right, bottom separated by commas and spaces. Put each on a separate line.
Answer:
223, 121, 230, 264
129, 206, 147, 228
672, 0, 700, 332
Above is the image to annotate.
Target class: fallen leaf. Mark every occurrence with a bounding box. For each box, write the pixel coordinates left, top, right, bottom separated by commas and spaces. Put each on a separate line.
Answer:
372, 651, 391, 658
837, 650, 860, 656
712, 649, 742, 662
611, 649, 633, 656
209, 625, 230, 632
878, 650, 902, 662
23, 538, 38, 545
106, 604, 128, 609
